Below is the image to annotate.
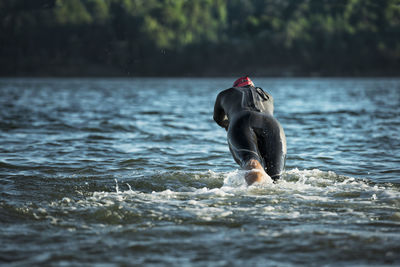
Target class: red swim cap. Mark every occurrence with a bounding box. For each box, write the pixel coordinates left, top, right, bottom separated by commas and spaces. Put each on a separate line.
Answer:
233, 76, 254, 87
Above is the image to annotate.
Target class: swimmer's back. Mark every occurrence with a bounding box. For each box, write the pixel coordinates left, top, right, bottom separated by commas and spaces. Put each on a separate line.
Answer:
215, 86, 274, 120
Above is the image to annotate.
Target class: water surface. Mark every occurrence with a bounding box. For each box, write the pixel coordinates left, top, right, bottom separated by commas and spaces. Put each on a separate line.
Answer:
1, 78, 399, 266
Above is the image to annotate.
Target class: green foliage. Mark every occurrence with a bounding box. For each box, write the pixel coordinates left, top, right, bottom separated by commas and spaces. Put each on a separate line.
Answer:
85, 0, 110, 23
1, 0, 399, 76
139, 0, 227, 49
54, 0, 92, 24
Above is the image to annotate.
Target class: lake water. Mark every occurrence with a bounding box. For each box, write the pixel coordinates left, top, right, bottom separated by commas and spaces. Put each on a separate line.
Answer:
0, 77, 399, 266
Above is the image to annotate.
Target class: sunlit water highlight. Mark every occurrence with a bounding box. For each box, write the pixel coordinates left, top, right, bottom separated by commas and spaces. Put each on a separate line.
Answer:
0, 78, 399, 266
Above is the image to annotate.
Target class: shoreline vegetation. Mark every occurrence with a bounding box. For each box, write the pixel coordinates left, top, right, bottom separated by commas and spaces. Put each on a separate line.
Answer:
5, 64, 399, 78
1, 0, 399, 77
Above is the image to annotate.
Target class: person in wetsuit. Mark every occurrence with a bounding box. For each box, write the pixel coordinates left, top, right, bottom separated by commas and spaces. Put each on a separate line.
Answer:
213, 76, 287, 185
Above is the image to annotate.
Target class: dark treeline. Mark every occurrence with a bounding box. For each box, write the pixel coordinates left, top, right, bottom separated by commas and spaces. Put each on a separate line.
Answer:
1, 0, 399, 77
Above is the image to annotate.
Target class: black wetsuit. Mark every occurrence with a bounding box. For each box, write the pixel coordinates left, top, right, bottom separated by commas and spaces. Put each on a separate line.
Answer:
213, 85, 287, 180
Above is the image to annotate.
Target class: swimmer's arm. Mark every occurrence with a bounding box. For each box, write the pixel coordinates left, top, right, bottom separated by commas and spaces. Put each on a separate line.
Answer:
213, 93, 229, 130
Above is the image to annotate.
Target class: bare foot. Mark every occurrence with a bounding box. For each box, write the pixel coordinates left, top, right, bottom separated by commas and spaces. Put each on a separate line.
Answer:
245, 169, 265, 185
244, 159, 267, 185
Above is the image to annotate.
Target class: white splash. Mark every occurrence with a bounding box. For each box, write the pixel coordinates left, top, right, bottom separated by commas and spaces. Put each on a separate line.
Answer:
114, 179, 119, 193
36, 168, 400, 230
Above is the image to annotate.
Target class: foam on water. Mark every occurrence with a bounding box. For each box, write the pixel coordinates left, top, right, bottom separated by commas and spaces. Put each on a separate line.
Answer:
21, 168, 399, 232
3, 172, 400, 265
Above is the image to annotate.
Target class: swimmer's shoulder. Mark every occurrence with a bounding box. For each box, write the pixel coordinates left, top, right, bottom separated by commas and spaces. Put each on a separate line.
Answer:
219, 87, 235, 94
219, 87, 243, 97
216, 87, 235, 101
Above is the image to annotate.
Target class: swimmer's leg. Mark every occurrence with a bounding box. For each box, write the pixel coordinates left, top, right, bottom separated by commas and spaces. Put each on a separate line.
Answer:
253, 119, 287, 181
228, 142, 268, 185
243, 159, 268, 185
227, 117, 268, 185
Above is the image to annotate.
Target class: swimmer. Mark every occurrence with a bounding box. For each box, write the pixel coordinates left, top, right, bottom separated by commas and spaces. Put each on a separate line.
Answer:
213, 76, 287, 185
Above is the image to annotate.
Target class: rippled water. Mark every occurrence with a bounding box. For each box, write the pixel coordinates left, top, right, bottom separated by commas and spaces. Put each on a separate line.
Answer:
1, 78, 399, 266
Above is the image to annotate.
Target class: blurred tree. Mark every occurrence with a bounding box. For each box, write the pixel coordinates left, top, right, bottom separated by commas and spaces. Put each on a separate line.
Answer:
0, 0, 398, 76
54, 0, 92, 24
140, 0, 227, 49
84, 0, 110, 23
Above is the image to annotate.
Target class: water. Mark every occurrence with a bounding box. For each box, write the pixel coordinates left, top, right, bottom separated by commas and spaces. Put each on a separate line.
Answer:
0, 77, 399, 266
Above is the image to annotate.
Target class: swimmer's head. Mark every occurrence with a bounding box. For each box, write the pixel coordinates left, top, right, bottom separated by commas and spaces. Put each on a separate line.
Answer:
233, 76, 254, 87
